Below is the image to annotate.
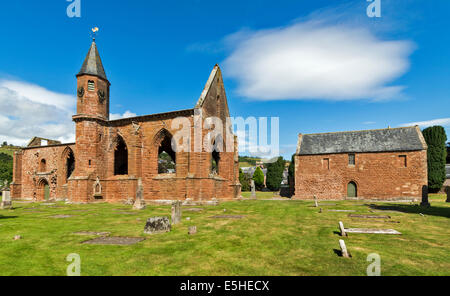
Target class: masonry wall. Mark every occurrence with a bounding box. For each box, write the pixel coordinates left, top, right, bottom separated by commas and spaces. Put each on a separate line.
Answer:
11, 144, 75, 201
294, 150, 427, 200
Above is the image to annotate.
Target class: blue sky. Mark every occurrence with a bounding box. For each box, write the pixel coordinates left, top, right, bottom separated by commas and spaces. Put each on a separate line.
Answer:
0, 0, 449, 158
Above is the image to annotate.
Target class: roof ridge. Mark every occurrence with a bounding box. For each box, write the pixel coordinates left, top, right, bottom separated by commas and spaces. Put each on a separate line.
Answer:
301, 126, 418, 136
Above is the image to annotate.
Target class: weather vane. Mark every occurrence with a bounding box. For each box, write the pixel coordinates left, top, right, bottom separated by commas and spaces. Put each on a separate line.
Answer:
90, 27, 99, 41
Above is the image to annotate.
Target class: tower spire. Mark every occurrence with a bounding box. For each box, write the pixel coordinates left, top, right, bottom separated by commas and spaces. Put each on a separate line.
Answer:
77, 37, 107, 81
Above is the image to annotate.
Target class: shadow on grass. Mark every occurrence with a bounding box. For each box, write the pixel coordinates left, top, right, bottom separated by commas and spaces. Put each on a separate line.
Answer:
368, 204, 450, 219
0, 215, 19, 219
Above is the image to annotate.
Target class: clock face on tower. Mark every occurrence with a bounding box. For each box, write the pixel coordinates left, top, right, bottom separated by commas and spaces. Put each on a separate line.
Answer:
98, 89, 106, 103
77, 86, 85, 98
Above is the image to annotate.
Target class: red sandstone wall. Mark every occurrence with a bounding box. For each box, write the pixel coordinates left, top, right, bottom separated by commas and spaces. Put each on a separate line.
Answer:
294, 150, 427, 200
11, 144, 76, 201
12, 67, 240, 203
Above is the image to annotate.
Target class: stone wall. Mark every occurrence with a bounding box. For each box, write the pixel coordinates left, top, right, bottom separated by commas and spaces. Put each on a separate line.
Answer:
294, 150, 427, 200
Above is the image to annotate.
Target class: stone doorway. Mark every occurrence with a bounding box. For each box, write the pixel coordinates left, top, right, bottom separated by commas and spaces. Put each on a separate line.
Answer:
347, 181, 357, 198
38, 179, 50, 201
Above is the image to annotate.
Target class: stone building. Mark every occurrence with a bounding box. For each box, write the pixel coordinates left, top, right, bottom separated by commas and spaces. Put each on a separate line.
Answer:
10, 41, 240, 203
293, 126, 428, 200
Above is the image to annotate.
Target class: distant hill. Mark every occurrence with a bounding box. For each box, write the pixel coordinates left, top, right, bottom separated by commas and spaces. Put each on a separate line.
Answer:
0, 145, 21, 157
239, 156, 262, 168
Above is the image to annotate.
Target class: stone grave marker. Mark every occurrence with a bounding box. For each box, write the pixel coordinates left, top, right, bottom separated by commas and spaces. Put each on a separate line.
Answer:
188, 226, 197, 235
313, 195, 319, 207
348, 214, 391, 219
420, 185, 430, 207
144, 217, 171, 234
82, 237, 145, 245
251, 180, 256, 199
133, 178, 146, 210
339, 239, 350, 258
1, 190, 12, 209
209, 215, 244, 219
171, 201, 182, 225
339, 221, 401, 236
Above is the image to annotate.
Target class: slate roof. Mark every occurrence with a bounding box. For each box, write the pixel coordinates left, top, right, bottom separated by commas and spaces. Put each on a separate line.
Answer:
296, 126, 427, 155
77, 41, 107, 80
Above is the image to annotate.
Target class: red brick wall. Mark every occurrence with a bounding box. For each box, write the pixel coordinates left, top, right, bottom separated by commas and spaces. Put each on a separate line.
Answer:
11, 144, 76, 201
12, 67, 240, 203
294, 150, 427, 200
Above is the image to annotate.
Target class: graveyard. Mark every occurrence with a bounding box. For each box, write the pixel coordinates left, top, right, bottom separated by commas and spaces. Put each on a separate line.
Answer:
0, 194, 449, 276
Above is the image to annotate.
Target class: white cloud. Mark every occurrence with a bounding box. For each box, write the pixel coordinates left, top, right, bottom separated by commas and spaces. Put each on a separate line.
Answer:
0, 79, 76, 146
400, 118, 450, 128
110, 110, 137, 120
223, 17, 414, 101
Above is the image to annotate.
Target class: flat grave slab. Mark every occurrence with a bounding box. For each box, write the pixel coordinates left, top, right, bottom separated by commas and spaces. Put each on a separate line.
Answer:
183, 208, 204, 212
209, 215, 245, 219
112, 212, 137, 215
81, 236, 145, 245
345, 228, 401, 235
49, 215, 74, 219
73, 231, 111, 236
327, 210, 356, 212
348, 214, 391, 219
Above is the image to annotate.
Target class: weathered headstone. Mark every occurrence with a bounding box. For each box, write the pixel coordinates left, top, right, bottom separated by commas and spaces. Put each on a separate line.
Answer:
339, 239, 350, 258
313, 195, 319, 207
250, 180, 256, 199
420, 185, 430, 207
339, 221, 347, 237
1, 190, 12, 209
188, 226, 197, 235
144, 217, 171, 234
171, 200, 182, 225
445, 186, 450, 203
133, 178, 146, 210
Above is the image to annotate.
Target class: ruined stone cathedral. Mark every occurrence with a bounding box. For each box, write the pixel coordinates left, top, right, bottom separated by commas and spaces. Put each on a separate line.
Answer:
10, 41, 241, 203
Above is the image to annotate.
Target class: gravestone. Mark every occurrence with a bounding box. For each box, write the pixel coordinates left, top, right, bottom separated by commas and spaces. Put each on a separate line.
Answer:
250, 180, 256, 199
1, 190, 12, 210
188, 226, 197, 235
339, 239, 350, 258
144, 217, 171, 234
445, 186, 450, 203
133, 178, 146, 210
339, 221, 347, 237
420, 185, 430, 207
171, 201, 182, 225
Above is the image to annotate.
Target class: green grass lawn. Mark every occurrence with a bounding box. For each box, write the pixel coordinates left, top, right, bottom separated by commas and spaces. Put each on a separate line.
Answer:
0, 194, 449, 276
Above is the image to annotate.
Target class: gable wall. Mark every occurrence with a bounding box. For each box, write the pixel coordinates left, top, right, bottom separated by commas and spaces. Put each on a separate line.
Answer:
294, 150, 427, 200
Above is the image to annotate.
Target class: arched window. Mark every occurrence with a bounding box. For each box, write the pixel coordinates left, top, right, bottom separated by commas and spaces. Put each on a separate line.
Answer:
211, 139, 221, 175
39, 159, 46, 172
347, 181, 357, 198
66, 151, 75, 181
114, 136, 128, 175
157, 131, 176, 174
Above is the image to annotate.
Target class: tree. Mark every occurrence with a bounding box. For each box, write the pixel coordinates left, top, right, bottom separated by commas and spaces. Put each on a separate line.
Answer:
288, 154, 295, 184
1, 141, 7, 147
422, 126, 447, 192
0, 152, 13, 183
252, 167, 265, 190
266, 156, 286, 191
446, 142, 450, 164
239, 168, 251, 192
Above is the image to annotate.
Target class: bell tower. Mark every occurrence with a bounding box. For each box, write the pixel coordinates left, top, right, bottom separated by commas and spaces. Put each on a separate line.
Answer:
71, 38, 110, 202
75, 40, 110, 119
